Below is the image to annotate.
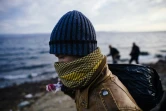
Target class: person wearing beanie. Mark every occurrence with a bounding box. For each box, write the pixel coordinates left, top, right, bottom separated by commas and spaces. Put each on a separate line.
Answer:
49, 10, 142, 111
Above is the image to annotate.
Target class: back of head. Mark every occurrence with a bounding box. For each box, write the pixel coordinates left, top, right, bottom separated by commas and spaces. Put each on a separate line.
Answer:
49, 10, 97, 56
133, 42, 136, 46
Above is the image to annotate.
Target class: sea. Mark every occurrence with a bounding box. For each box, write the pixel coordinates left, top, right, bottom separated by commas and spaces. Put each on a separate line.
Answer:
0, 31, 166, 88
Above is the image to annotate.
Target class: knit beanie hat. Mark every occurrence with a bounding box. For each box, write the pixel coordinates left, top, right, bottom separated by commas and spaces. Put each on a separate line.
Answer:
49, 10, 97, 56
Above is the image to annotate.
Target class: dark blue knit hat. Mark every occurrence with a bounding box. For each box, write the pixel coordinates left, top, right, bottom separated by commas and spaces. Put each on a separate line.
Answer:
49, 10, 97, 56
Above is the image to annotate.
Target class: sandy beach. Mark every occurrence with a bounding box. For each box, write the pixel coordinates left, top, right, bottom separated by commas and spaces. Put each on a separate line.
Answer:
0, 60, 166, 111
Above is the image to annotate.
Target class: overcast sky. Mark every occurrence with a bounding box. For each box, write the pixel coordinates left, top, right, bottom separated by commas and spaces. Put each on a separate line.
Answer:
0, 0, 166, 34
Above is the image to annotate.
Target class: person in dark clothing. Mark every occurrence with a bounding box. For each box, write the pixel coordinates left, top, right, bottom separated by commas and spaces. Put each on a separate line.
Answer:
129, 42, 140, 64
107, 45, 120, 64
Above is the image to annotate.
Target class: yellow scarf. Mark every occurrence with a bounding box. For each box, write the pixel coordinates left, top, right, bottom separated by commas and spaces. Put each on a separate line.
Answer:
54, 48, 103, 89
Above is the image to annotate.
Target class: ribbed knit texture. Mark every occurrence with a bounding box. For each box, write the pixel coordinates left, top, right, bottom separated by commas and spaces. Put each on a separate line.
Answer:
49, 10, 97, 56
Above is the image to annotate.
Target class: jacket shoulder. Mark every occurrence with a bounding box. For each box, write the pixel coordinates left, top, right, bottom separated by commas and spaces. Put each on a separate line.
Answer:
92, 74, 141, 111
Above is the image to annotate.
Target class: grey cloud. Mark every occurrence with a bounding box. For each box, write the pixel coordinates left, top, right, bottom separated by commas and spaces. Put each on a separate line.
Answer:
0, 0, 166, 33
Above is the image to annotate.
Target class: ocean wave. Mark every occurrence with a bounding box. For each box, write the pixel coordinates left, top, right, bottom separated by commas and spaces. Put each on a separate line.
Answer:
0, 52, 30, 57
39, 50, 49, 54
40, 70, 56, 75
0, 64, 50, 72
3, 73, 36, 80
16, 64, 50, 70
0, 56, 39, 62
0, 70, 56, 80
0, 73, 40, 80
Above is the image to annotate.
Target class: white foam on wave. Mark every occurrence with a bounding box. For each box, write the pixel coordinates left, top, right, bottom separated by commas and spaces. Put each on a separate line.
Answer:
2, 72, 40, 80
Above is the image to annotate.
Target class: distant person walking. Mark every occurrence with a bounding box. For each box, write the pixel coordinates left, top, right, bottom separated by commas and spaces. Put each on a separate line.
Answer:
129, 42, 140, 64
107, 45, 120, 64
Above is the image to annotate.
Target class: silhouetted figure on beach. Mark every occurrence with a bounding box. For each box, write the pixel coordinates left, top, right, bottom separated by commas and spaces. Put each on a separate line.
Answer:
107, 45, 120, 64
129, 42, 140, 64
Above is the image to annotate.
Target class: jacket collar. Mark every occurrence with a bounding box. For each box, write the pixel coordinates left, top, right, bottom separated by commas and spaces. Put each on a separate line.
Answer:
78, 57, 112, 108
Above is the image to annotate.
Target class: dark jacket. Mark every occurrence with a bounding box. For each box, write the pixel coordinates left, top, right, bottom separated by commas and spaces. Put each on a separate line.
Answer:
130, 45, 140, 57
108, 47, 119, 57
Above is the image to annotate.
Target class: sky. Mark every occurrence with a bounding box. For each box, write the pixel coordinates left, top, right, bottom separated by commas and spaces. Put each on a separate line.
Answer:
0, 0, 166, 34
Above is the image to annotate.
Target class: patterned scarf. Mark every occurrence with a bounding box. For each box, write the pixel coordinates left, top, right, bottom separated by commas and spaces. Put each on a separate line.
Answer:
54, 48, 103, 89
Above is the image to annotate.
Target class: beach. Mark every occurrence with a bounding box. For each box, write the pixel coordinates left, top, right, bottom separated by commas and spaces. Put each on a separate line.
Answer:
0, 75, 76, 111
0, 60, 166, 111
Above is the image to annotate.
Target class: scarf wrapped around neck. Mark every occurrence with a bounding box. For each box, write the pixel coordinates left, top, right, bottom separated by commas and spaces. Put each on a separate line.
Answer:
54, 48, 104, 89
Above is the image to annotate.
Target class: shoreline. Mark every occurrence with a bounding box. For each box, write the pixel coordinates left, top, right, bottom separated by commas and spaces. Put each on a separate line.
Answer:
0, 78, 59, 111
0, 60, 166, 111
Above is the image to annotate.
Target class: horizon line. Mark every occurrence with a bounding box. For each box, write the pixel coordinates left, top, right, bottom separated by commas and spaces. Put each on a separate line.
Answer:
0, 30, 166, 35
